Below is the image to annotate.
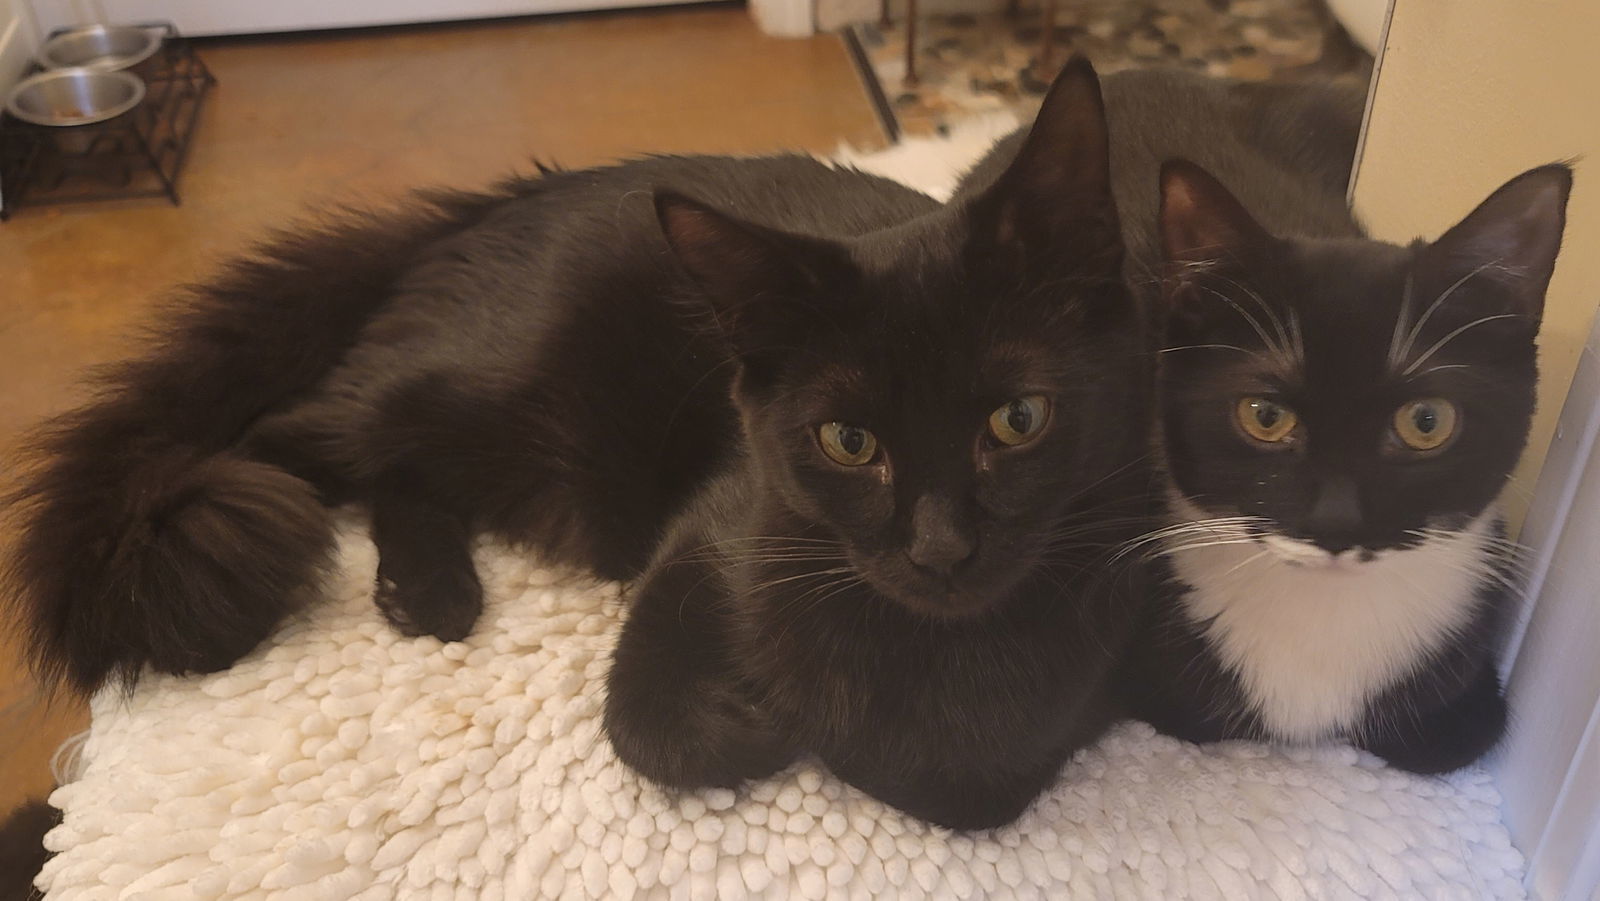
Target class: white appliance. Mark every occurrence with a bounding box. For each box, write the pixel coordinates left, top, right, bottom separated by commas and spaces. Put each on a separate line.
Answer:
25, 0, 701, 37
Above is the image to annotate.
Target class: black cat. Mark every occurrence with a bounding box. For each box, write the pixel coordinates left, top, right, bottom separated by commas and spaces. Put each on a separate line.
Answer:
961, 68, 1570, 774
602, 64, 1154, 829
6, 61, 1150, 828
5, 151, 929, 694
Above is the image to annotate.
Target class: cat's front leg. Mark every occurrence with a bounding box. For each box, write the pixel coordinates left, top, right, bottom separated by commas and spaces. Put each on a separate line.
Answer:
604, 556, 795, 789
825, 752, 1064, 832
368, 484, 484, 642
1357, 662, 1507, 774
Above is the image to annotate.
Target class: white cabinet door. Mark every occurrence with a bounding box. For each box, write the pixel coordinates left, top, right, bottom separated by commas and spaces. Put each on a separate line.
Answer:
28, 0, 699, 37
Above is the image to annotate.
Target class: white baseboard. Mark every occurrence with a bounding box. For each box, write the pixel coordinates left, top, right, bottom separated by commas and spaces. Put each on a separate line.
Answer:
749, 0, 813, 37
816, 0, 873, 32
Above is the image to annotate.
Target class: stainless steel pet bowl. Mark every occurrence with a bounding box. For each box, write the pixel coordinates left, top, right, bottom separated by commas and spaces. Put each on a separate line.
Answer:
5, 68, 145, 127
39, 24, 163, 72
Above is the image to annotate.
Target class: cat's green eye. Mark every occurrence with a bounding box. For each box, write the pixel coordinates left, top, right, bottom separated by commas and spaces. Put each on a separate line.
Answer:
1236, 397, 1298, 444
818, 422, 879, 466
988, 396, 1050, 447
1394, 398, 1458, 451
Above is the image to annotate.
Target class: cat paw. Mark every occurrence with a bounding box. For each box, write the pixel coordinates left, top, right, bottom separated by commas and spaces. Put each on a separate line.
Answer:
825, 754, 1063, 831
604, 677, 793, 789
373, 564, 483, 643
1361, 669, 1508, 774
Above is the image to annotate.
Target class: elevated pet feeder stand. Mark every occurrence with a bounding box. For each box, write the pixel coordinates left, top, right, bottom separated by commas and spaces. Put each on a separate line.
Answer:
0, 22, 216, 220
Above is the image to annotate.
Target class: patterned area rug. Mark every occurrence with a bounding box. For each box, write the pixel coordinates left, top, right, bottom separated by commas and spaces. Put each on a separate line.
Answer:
846, 0, 1367, 138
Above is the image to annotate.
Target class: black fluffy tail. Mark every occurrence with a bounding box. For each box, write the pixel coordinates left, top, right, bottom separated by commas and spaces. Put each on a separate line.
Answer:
0, 799, 58, 901
5, 186, 520, 695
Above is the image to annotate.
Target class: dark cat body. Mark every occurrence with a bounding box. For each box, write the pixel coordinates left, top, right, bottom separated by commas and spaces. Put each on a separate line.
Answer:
957, 68, 1366, 285
4, 154, 934, 694
600, 77, 1154, 821
251, 155, 940, 639
5, 184, 533, 692
960, 68, 1569, 774
608, 467, 1143, 828
7, 60, 1152, 828
1126, 548, 1517, 775
595, 64, 1152, 828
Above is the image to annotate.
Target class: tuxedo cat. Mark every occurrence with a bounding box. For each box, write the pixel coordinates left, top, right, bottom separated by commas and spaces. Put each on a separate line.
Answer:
1132, 160, 1569, 773
960, 67, 1570, 773
7, 61, 1149, 828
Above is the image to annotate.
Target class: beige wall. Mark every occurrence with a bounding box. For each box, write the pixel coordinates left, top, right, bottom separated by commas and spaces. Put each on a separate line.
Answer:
1351, 0, 1600, 526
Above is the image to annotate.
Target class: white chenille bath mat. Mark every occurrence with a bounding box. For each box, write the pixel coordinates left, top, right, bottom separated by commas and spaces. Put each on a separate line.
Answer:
36, 133, 1527, 899
38, 529, 1525, 900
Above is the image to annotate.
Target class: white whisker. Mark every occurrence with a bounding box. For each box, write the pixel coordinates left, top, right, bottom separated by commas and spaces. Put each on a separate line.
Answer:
1155, 537, 1263, 558
1394, 259, 1511, 373
1200, 287, 1291, 369
1159, 343, 1258, 357
1386, 271, 1416, 369
1402, 313, 1524, 377
1223, 275, 1294, 365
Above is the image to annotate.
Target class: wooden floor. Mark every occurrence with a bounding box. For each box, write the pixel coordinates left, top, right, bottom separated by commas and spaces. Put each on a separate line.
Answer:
0, 3, 881, 814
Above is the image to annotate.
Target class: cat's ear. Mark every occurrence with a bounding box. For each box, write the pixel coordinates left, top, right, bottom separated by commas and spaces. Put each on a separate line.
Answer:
1416, 164, 1571, 321
656, 191, 848, 358
972, 55, 1119, 264
1158, 159, 1271, 267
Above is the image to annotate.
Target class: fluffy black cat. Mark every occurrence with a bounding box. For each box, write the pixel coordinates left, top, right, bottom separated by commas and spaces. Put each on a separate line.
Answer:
962, 68, 1571, 773
5, 152, 927, 695
6, 61, 1149, 829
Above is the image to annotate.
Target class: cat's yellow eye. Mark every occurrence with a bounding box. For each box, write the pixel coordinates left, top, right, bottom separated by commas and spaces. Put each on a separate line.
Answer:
988, 396, 1050, 447
1235, 397, 1298, 444
818, 422, 879, 466
1393, 398, 1458, 451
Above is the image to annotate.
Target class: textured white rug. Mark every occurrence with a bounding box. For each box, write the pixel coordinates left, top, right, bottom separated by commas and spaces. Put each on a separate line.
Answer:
40, 531, 1526, 900
832, 112, 1021, 201
36, 133, 1529, 899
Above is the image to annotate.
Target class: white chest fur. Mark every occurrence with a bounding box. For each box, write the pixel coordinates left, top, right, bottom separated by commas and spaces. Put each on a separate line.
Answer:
1165, 511, 1495, 742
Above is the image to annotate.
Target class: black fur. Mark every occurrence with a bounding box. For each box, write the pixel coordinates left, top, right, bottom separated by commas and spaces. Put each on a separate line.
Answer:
1121, 552, 1516, 774
606, 60, 1152, 829
7, 60, 1151, 830
0, 799, 57, 901
1129, 161, 1568, 774
962, 69, 1567, 774
5, 186, 529, 694
955, 67, 1366, 295
3, 60, 1152, 825
5, 153, 931, 696
254, 153, 944, 632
